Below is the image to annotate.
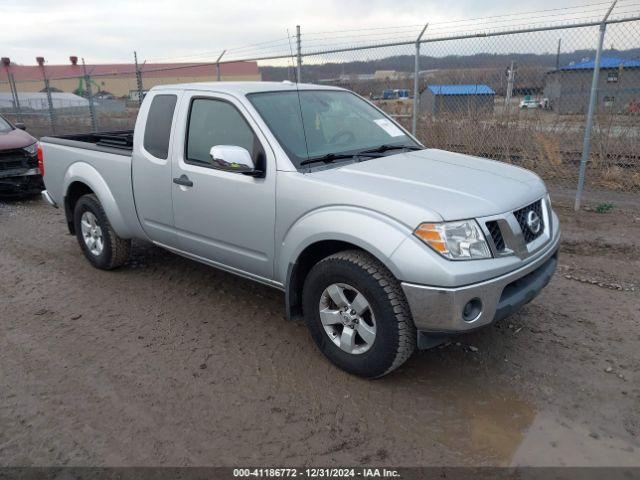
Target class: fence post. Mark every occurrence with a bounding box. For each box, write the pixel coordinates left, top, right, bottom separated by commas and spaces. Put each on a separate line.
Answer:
134, 51, 145, 106
8, 72, 23, 123
574, 0, 617, 211
82, 59, 98, 132
2, 59, 23, 122
37, 57, 56, 134
412, 23, 429, 136
216, 50, 226, 81
296, 25, 302, 83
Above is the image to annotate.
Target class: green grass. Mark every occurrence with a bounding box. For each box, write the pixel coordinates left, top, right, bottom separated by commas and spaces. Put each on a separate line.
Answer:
595, 203, 615, 214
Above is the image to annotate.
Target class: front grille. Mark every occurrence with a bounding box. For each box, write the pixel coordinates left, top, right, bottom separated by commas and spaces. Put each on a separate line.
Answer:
0, 160, 24, 171
486, 220, 505, 252
514, 200, 544, 243
0, 148, 36, 172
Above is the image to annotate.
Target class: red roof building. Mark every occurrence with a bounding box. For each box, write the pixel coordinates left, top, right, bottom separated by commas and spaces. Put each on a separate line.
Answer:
0, 59, 261, 97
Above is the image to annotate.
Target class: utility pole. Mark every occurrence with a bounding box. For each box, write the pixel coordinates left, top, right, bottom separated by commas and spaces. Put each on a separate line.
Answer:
505, 60, 516, 107
37, 57, 56, 134
575, 0, 618, 211
134, 51, 144, 106
296, 25, 302, 83
216, 50, 226, 81
555, 38, 562, 71
82, 58, 98, 132
412, 23, 429, 136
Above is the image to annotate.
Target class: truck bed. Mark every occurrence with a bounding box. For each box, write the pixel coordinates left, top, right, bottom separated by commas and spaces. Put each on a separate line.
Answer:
39, 128, 143, 239
40, 130, 133, 156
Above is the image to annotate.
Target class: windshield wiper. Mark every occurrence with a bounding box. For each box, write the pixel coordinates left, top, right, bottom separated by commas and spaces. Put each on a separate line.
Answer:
358, 144, 423, 155
300, 144, 423, 167
299, 152, 359, 166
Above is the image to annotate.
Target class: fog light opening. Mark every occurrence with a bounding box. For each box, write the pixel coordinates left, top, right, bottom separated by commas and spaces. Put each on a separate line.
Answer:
462, 298, 483, 322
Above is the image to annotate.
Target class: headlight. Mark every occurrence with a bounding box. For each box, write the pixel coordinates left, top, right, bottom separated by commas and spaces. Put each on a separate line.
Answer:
23, 143, 37, 156
414, 220, 492, 260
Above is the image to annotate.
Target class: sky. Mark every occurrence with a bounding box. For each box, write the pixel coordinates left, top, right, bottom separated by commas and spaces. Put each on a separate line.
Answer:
1, 0, 635, 66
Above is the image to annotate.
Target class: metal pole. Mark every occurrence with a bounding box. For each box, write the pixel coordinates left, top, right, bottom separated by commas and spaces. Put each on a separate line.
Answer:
8, 72, 23, 122
82, 59, 98, 132
574, 0, 618, 211
296, 25, 302, 83
134, 51, 145, 106
38, 59, 56, 134
216, 50, 226, 81
555, 38, 562, 71
412, 23, 429, 136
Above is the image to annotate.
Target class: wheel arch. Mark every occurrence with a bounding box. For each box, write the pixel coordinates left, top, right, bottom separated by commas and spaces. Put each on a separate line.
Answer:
63, 163, 132, 238
64, 181, 94, 234
281, 207, 412, 321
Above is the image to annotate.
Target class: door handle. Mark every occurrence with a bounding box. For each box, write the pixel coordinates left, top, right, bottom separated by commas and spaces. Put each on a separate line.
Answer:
173, 175, 193, 187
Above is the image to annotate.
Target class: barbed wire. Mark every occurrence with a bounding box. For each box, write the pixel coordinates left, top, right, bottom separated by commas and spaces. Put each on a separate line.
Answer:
138, 1, 639, 67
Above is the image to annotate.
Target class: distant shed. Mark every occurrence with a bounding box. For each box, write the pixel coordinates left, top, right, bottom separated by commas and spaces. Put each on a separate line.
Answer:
544, 57, 640, 114
420, 84, 495, 115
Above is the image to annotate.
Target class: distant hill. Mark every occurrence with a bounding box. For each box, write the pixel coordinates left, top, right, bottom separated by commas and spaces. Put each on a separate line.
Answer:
261, 48, 640, 83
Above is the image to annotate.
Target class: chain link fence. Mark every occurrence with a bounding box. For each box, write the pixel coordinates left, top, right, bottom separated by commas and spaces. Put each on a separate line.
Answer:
1, 5, 639, 209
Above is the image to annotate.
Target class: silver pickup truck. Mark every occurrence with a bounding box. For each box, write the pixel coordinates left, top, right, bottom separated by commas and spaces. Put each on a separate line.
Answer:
40, 82, 560, 378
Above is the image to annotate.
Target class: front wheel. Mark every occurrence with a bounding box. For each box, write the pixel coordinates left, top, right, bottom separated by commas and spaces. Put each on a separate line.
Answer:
73, 193, 131, 270
302, 250, 416, 378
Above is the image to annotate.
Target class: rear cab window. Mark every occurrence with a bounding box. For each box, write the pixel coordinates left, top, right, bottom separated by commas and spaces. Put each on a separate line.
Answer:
143, 94, 177, 159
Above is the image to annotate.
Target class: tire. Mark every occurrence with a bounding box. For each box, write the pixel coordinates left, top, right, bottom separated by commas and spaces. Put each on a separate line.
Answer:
302, 250, 416, 378
73, 193, 131, 270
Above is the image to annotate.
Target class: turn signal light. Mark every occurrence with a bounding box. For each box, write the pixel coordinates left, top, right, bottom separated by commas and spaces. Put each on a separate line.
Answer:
414, 223, 448, 253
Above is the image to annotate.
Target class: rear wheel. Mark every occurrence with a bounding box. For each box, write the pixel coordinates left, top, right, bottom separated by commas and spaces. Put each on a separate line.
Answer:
73, 194, 131, 270
302, 250, 416, 378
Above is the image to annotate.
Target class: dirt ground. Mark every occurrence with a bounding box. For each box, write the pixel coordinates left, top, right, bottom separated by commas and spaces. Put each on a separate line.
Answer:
0, 197, 638, 467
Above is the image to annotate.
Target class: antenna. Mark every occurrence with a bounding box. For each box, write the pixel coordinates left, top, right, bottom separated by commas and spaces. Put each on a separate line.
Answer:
287, 27, 310, 168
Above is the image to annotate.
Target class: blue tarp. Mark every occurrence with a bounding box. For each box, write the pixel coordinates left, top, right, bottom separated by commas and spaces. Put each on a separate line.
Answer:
427, 84, 495, 96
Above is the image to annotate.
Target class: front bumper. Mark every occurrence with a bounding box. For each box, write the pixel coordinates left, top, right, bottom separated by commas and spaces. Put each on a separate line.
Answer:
0, 168, 44, 195
401, 232, 560, 335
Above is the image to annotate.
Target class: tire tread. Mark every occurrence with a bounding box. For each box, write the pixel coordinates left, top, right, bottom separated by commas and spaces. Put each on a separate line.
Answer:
313, 249, 416, 377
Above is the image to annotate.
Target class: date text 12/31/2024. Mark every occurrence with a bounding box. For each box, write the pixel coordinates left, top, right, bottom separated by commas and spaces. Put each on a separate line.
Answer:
233, 468, 401, 478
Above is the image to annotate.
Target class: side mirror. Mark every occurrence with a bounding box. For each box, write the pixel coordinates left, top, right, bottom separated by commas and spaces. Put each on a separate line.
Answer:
209, 145, 259, 176
15, 122, 26, 131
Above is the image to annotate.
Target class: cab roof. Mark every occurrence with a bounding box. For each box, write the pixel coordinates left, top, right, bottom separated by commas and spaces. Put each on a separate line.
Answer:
152, 81, 345, 95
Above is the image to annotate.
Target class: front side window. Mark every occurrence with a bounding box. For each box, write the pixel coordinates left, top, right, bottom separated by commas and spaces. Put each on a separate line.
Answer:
143, 94, 177, 159
607, 71, 619, 83
186, 98, 261, 166
248, 90, 418, 169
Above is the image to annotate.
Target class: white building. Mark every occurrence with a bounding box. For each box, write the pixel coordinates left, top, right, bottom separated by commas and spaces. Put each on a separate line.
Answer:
0, 92, 89, 110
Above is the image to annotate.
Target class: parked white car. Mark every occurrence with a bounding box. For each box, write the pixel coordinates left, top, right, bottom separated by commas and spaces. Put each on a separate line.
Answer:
520, 98, 541, 109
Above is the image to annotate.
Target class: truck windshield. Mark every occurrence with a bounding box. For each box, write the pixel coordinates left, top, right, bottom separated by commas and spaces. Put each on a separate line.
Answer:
248, 90, 419, 169
0, 116, 12, 133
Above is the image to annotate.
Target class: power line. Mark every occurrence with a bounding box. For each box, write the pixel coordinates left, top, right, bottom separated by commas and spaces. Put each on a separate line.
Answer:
304, 0, 636, 39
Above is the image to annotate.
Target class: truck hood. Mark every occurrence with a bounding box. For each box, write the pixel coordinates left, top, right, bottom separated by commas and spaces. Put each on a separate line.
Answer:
312, 149, 547, 220
0, 127, 37, 151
